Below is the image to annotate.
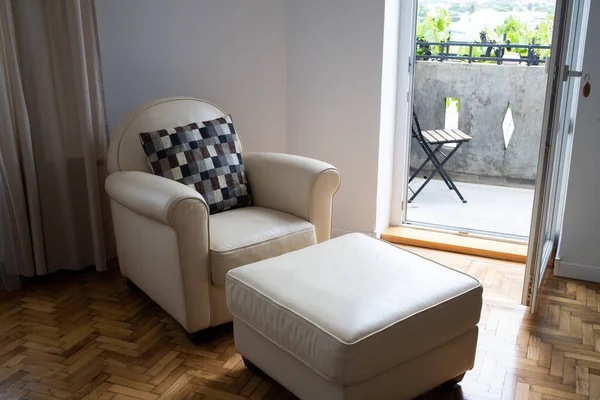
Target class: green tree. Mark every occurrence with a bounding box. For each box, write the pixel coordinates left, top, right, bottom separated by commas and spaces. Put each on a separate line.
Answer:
415, 7, 554, 63
529, 14, 554, 58
416, 7, 451, 42
416, 8, 452, 57
496, 15, 529, 50
495, 13, 554, 58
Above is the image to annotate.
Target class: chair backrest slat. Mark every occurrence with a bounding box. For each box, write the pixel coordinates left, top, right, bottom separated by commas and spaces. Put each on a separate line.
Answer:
412, 110, 426, 142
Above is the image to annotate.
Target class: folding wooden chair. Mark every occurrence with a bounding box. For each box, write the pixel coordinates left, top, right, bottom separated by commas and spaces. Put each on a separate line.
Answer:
409, 110, 472, 203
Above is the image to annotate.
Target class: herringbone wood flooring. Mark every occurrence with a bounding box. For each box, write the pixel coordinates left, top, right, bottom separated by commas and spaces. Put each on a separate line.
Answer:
0, 247, 598, 399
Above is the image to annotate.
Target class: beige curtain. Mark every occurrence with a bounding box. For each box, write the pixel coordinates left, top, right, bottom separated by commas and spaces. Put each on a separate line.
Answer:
0, 0, 112, 286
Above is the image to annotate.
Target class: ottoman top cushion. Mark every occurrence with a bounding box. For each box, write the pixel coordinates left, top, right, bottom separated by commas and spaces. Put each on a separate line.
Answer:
226, 233, 482, 385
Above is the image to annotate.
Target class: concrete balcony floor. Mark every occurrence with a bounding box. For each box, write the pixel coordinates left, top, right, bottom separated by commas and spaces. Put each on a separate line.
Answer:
406, 178, 535, 238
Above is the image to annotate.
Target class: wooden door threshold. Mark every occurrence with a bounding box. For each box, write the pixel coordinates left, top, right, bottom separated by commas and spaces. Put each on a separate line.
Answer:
381, 226, 528, 263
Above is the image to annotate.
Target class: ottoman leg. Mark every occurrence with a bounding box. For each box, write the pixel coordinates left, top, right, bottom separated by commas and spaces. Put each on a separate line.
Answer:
243, 356, 264, 375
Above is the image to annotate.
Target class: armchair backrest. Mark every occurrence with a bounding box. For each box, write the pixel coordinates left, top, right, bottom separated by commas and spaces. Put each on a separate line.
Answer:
107, 97, 228, 174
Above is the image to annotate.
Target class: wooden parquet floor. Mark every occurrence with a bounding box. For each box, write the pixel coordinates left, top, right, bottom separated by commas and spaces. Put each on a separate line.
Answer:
0, 247, 599, 400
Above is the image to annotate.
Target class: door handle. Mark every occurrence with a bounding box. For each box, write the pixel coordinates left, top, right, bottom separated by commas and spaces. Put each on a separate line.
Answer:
563, 68, 592, 97
563, 66, 587, 81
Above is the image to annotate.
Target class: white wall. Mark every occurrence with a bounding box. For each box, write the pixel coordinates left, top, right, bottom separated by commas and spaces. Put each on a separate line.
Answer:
97, 0, 394, 235
557, 0, 600, 276
286, 0, 387, 235
95, 0, 287, 153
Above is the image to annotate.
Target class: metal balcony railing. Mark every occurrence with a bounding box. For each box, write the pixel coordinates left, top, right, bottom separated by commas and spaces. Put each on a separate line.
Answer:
416, 41, 552, 65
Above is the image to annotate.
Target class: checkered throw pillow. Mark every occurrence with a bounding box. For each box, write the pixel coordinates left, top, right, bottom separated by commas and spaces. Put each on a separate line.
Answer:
139, 115, 252, 214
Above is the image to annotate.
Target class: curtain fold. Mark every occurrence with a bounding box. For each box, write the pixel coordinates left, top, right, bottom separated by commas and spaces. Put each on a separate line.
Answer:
0, 0, 112, 287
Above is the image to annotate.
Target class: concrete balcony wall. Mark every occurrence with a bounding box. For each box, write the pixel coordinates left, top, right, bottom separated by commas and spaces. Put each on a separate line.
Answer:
411, 61, 547, 185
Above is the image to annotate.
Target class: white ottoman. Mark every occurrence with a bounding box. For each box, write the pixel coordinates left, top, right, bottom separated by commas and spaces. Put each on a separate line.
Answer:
226, 233, 482, 400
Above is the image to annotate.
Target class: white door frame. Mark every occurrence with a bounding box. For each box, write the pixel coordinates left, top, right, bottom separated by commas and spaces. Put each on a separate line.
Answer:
389, 0, 417, 227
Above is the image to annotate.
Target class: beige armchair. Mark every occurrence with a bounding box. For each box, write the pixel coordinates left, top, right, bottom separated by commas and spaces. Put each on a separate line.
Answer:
105, 97, 340, 339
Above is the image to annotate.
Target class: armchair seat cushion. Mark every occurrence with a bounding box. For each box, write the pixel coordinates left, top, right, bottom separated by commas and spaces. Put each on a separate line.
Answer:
209, 207, 316, 286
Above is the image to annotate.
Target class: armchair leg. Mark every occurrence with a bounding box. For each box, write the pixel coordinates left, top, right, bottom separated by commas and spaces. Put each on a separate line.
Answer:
187, 322, 233, 345
125, 277, 230, 347
125, 278, 140, 292
442, 372, 466, 387
125, 278, 209, 345
187, 329, 214, 345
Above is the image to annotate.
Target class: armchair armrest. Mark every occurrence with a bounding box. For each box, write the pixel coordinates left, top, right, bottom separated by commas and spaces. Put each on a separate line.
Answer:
105, 171, 211, 333
105, 171, 209, 226
244, 152, 340, 243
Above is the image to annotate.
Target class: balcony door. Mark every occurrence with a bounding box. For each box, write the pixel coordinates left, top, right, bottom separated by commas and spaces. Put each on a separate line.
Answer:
393, 2, 558, 240
391, 0, 590, 309
522, 0, 590, 309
